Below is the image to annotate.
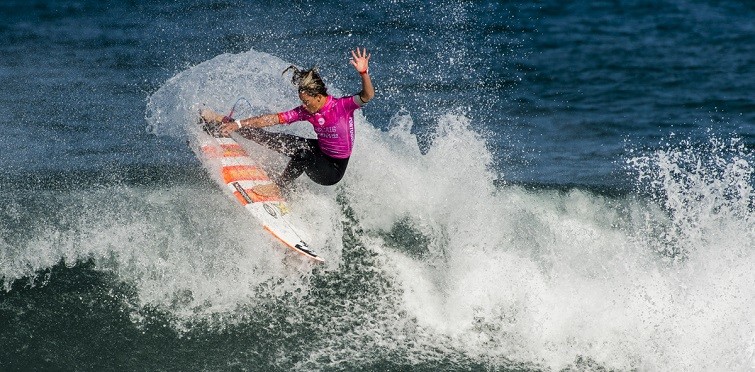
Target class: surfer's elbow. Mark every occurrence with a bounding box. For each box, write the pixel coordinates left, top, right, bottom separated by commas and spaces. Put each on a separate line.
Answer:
360, 91, 374, 104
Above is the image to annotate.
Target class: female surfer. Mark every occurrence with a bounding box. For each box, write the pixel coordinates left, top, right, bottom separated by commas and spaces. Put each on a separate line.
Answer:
200, 48, 373, 196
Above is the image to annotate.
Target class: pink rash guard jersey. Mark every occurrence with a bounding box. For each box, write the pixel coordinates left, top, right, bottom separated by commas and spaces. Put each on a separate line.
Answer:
277, 95, 361, 159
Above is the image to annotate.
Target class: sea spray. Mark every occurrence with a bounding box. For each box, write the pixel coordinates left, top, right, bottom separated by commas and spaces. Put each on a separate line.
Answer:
629, 136, 755, 259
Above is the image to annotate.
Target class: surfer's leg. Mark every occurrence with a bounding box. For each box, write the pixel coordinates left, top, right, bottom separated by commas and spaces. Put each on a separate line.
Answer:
249, 144, 314, 198
277, 158, 307, 188
274, 139, 320, 188
304, 149, 350, 186
238, 128, 310, 157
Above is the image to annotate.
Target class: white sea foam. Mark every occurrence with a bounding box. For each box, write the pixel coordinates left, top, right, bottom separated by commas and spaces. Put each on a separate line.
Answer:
337, 75, 754, 370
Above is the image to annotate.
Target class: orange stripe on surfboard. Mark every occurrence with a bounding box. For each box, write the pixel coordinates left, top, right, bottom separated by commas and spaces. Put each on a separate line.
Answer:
222, 165, 268, 183
201, 145, 220, 157
220, 143, 247, 157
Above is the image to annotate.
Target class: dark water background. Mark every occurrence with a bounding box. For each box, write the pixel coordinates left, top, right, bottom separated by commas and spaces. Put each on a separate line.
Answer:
1, 1, 753, 371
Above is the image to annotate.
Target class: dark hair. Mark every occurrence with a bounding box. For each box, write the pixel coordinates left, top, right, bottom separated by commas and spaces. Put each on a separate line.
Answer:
282, 65, 328, 97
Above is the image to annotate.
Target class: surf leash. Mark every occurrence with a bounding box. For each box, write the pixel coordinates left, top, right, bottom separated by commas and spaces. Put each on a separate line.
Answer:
224, 97, 254, 122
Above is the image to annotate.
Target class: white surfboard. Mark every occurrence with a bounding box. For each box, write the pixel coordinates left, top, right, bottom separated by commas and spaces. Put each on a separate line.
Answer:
191, 122, 324, 263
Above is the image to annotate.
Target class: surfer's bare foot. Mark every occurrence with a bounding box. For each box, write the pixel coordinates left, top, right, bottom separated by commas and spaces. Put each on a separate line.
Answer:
251, 183, 281, 198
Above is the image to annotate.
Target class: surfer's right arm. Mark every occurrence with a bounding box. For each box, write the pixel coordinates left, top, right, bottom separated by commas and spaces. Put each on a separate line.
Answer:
218, 114, 281, 136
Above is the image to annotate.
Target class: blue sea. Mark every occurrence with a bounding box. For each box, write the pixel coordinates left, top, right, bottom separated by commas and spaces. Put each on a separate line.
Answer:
1, 1, 754, 370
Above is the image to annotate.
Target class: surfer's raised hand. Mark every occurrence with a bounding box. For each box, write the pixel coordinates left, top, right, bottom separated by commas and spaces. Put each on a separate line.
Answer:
350, 47, 371, 74
350, 48, 374, 104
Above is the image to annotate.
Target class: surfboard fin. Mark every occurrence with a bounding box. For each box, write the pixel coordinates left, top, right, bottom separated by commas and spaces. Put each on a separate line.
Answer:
296, 243, 317, 257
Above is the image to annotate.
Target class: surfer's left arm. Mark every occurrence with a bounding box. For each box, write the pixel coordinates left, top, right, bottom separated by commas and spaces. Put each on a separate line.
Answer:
350, 47, 374, 104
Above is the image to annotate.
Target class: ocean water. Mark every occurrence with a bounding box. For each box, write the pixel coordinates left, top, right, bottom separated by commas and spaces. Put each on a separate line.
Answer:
1, 1, 754, 371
